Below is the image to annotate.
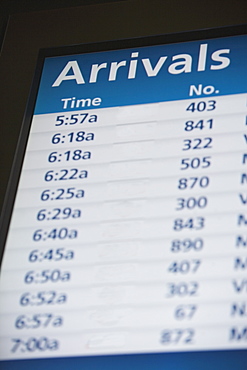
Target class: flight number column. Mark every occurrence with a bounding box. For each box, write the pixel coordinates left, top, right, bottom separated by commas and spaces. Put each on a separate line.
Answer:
159, 100, 214, 349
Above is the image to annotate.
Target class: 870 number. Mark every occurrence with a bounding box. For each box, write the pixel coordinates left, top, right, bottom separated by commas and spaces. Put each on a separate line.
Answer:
178, 176, 209, 190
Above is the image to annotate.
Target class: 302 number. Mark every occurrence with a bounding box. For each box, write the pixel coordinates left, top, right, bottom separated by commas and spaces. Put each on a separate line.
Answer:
167, 282, 198, 297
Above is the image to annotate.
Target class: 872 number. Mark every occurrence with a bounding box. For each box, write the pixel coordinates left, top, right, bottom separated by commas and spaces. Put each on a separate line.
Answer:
161, 328, 194, 344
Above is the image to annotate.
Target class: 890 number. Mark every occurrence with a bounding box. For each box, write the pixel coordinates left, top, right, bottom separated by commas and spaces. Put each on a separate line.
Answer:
171, 238, 204, 253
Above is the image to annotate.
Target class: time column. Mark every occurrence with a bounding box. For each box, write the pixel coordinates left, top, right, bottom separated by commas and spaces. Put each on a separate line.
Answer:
0, 110, 100, 359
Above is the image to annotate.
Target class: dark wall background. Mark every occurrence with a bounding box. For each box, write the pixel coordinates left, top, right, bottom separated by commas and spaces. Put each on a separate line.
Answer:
0, 0, 247, 216
0, 0, 124, 51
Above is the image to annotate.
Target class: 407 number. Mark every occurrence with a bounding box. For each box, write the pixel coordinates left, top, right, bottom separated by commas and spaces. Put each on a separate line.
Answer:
168, 260, 201, 274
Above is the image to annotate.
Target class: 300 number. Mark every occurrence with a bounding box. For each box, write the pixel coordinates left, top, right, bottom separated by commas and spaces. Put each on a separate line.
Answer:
176, 196, 207, 210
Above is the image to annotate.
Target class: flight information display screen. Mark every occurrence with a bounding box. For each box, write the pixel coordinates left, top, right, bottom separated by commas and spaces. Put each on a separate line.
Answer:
0, 25, 247, 369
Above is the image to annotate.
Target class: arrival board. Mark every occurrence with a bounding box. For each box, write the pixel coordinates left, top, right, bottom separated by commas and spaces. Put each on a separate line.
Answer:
0, 26, 247, 369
